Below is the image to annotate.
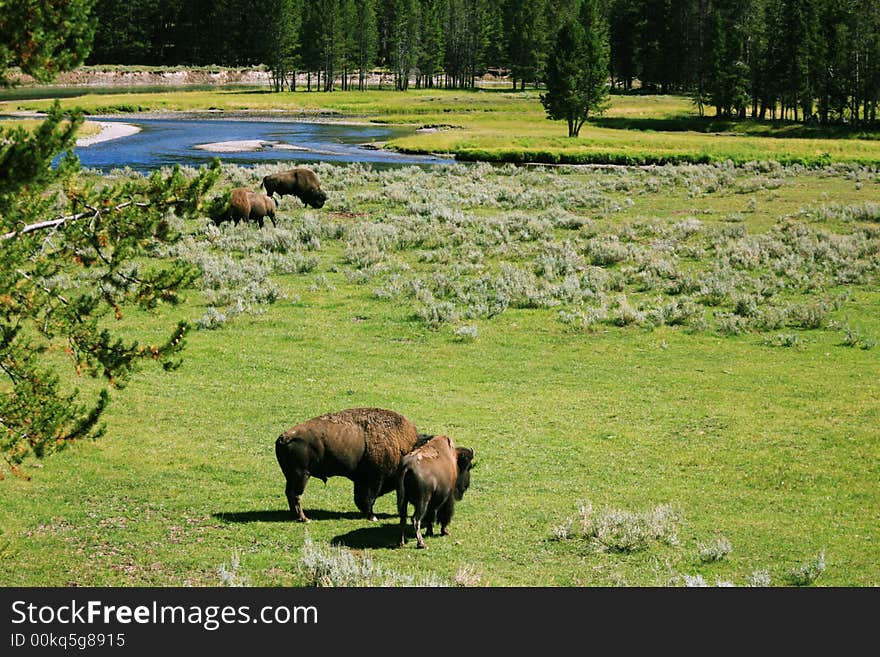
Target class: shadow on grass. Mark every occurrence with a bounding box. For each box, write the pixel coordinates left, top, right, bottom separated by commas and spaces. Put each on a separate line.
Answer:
212, 509, 396, 523
331, 523, 401, 550
590, 115, 880, 140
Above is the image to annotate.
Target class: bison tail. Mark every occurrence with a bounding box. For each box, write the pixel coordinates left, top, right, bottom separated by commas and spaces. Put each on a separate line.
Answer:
274, 435, 290, 474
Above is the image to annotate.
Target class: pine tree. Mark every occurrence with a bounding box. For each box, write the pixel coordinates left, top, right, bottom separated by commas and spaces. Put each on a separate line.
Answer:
354, 0, 380, 90
503, 0, 546, 90
1, 10, 220, 477
418, 0, 445, 87
0, 0, 95, 83
261, 0, 299, 91
540, 0, 610, 137
392, 0, 421, 90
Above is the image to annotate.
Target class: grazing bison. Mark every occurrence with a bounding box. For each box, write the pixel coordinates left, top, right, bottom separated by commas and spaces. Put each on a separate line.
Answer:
275, 407, 420, 522
397, 435, 475, 549
261, 167, 327, 209
217, 187, 277, 228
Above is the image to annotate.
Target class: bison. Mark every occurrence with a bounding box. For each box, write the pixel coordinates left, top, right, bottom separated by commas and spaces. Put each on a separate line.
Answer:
397, 435, 475, 549
261, 167, 328, 209
217, 187, 277, 228
275, 407, 421, 522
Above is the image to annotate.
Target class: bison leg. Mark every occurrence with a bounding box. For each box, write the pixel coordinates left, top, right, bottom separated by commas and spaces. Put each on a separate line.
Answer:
423, 509, 436, 536
397, 496, 408, 547
397, 476, 409, 546
437, 497, 455, 537
414, 518, 426, 549
354, 478, 382, 521
285, 472, 310, 522
413, 491, 431, 549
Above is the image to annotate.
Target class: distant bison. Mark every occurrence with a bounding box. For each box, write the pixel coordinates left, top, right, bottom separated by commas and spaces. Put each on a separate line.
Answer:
397, 435, 474, 549
261, 167, 327, 209
275, 407, 421, 522
217, 187, 277, 228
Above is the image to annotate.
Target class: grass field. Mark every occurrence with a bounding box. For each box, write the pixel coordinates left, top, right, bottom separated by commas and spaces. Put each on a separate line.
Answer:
1, 159, 877, 587
0, 117, 101, 138
3, 88, 879, 166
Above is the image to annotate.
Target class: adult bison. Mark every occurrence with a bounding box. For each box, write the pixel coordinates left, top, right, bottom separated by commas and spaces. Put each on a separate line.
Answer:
217, 187, 277, 228
261, 167, 328, 209
397, 435, 475, 549
275, 407, 421, 522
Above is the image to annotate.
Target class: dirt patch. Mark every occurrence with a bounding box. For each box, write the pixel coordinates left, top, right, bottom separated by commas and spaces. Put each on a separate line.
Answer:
9, 67, 270, 88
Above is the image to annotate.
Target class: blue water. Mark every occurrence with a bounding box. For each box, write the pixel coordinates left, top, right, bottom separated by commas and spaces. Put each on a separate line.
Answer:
65, 117, 450, 171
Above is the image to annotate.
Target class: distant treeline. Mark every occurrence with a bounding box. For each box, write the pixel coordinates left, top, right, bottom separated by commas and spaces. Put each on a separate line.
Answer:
87, 0, 880, 123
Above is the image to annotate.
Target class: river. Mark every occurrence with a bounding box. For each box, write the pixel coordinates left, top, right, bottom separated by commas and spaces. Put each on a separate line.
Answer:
63, 115, 450, 171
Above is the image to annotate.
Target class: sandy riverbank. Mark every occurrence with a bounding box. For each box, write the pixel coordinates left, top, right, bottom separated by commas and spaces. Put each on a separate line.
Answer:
77, 120, 141, 146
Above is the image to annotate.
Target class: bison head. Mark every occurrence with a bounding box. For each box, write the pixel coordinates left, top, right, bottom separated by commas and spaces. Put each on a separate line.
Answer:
305, 189, 328, 209
454, 447, 475, 501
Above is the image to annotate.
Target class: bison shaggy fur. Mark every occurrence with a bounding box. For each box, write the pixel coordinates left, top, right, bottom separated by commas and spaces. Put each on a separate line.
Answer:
275, 407, 420, 522
218, 187, 277, 228
261, 167, 327, 209
397, 435, 474, 548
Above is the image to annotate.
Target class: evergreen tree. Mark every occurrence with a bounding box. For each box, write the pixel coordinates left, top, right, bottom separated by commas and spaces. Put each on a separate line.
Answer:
1, 10, 219, 477
354, 0, 380, 90
608, 0, 639, 90
503, 0, 546, 90
706, 0, 752, 118
392, 0, 421, 90
299, 1, 324, 90
418, 0, 445, 87
261, 0, 299, 91
0, 0, 96, 83
540, 0, 610, 137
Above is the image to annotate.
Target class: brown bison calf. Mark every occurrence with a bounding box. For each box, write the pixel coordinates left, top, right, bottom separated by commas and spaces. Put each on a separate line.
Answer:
261, 167, 328, 209
219, 187, 277, 228
397, 435, 475, 549
275, 407, 420, 522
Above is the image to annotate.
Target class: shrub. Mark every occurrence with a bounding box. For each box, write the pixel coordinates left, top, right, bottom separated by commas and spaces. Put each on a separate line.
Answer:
196, 306, 229, 330
417, 293, 459, 328
610, 295, 646, 327
786, 299, 832, 329
299, 537, 447, 587
835, 322, 877, 350
454, 566, 482, 587
454, 325, 479, 342
785, 550, 826, 586
217, 553, 251, 587
575, 501, 681, 553
762, 333, 803, 348
746, 569, 772, 587
698, 536, 733, 563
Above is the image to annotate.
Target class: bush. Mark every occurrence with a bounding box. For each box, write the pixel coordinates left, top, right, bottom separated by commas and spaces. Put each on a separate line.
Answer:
785, 550, 826, 586
299, 537, 447, 587
573, 501, 681, 553
697, 536, 733, 563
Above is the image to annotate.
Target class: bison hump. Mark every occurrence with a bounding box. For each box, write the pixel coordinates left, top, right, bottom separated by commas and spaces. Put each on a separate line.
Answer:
319, 407, 418, 474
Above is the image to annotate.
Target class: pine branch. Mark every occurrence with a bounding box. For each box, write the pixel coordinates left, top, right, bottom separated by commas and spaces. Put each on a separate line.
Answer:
1, 201, 150, 240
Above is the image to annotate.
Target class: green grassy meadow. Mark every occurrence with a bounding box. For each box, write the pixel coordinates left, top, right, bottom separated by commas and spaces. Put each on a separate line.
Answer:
2, 83, 880, 587
1, 157, 878, 587
3, 88, 880, 165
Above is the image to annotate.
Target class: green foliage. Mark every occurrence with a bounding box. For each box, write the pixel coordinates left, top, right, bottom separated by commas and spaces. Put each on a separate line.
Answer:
0, 101, 220, 475
540, 2, 610, 137
0, 165, 220, 475
0, 0, 96, 85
